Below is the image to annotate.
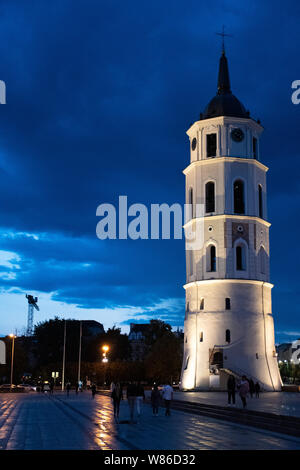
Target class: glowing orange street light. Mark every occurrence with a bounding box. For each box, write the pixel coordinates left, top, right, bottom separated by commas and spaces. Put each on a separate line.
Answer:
102, 345, 109, 364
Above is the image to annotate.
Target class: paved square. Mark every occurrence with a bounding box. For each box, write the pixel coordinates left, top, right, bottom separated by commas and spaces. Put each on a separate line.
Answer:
0, 391, 299, 450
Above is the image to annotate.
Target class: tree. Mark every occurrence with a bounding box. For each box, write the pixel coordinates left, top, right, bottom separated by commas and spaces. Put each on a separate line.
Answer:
145, 331, 182, 383
144, 320, 172, 346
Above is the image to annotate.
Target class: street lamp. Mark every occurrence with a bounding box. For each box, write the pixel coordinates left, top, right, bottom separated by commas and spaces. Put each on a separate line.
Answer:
101, 345, 109, 387
9, 334, 16, 390
102, 344, 109, 362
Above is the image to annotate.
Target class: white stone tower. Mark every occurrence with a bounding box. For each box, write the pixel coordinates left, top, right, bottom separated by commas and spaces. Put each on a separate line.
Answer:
180, 49, 282, 391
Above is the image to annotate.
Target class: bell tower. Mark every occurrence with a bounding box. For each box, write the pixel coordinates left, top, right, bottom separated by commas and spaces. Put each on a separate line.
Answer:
180, 50, 282, 391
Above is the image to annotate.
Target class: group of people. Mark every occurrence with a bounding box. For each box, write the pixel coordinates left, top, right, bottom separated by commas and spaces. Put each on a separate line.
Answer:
227, 374, 261, 408
109, 381, 174, 423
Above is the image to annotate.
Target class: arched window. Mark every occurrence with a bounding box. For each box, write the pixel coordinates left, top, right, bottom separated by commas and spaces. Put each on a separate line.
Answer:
189, 250, 193, 276
259, 246, 267, 274
207, 245, 216, 272
234, 179, 245, 214
258, 185, 263, 218
205, 182, 215, 213
236, 245, 246, 271
188, 187, 194, 218
226, 329, 231, 343
253, 137, 258, 159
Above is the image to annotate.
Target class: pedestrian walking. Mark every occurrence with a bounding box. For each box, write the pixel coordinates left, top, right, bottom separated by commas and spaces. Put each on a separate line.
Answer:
111, 382, 123, 421
249, 378, 255, 398
136, 382, 145, 421
110, 381, 116, 394
151, 384, 161, 416
66, 381, 71, 397
162, 383, 173, 416
238, 376, 249, 409
91, 383, 97, 399
227, 374, 236, 406
49, 379, 54, 395
255, 381, 260, 398
126, 381, 137, 423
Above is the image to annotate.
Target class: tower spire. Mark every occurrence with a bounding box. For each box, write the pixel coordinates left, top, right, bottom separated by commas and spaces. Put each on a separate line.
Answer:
217, 51, 231, 95
216, 26, 232, 95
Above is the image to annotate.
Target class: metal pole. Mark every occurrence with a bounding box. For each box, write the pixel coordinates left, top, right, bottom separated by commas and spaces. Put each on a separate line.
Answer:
77, 321, 82, 386
10, 336, 15, 389
62, 320, 66, 391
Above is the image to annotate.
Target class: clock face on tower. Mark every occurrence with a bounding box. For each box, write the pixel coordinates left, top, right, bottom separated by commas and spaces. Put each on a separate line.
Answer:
231, 128, 244, 142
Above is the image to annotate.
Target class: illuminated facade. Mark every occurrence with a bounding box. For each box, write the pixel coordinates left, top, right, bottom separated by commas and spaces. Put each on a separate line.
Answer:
180, 50, 282, 391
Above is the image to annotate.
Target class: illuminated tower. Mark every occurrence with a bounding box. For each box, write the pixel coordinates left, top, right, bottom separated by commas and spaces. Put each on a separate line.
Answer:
180, 50, 282, 391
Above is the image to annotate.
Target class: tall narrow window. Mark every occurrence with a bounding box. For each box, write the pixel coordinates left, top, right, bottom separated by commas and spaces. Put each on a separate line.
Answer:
207, 245, 216, 272
184, 356, 189, 370
200, 331, 203, 342
226, 329, 231, 343
200, 298, 204, 310
259, 246, 266, 274
258, 185, 263, 219
205, 182, 215, 213
236, 245, 246, 271
225, 298, 231, 310
253, 137, 257, 159
188, 187, 194, 219
234, 179, 245, 214
207, 133, 217, 158
189, 250, 193, 276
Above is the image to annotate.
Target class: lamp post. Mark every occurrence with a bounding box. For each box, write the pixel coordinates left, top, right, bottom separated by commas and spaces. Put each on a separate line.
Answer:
62, 320, 66, 391
9, 334, 16, 390
102, 345, 109, 387
77, 321, 82, 387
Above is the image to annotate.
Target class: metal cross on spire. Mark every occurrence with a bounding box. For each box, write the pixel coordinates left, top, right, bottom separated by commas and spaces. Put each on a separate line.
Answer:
216, 25, 233, 54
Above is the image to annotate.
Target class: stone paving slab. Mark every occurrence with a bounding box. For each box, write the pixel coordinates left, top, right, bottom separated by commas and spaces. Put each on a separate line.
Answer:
0, 392, 299, 450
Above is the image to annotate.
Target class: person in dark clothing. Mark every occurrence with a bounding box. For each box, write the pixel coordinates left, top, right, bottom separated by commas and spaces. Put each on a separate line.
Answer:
238, 376, 249, 409
112, 382, 123, 421
151, 384, 161, 416
49, 379, 54, 395
249, 378, 255, 398
126, 382, 137, 423
227, 375, 236, 405
66, 381, 71, 397
91, 383, 97, 399
255, 381, 260, 398
136, 382, 145, 421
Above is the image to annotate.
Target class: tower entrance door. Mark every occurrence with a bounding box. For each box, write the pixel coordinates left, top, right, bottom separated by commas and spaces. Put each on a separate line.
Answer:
209, 348, 224, 370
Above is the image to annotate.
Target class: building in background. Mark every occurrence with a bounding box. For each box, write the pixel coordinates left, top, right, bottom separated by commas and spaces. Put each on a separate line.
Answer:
128, 323, 151, 361
277, 339, 300, 364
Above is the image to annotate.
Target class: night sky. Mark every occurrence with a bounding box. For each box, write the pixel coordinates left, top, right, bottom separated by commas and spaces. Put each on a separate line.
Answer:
0, 0, 299, 342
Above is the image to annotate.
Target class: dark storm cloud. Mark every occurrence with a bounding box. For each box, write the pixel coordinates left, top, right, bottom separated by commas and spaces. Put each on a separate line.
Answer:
0, 0, 299, 338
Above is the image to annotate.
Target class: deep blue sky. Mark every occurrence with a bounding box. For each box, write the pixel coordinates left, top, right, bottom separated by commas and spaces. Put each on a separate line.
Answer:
0, 0, 299, 342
